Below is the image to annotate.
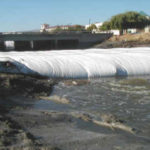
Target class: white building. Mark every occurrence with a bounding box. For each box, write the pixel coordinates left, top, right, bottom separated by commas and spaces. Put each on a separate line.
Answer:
127, 28, 137, 34
40, 24, 85, 32
40, 24, 50, 32
110, 30, 121, 35
85, 22, 121, 35
99, 30, 121, 35
95, 22, 103, 28
145, 26, 150, 33
85, 22, 103, 30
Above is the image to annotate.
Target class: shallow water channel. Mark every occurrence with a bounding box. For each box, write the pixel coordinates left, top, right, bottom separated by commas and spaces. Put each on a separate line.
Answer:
35, 76, 150, 140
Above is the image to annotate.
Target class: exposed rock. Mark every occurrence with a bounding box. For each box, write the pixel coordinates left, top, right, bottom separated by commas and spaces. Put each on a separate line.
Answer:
40, 95, 70, 104
0, 74, 56, 97
63, 79, 90, 86
100, 114, 125, 124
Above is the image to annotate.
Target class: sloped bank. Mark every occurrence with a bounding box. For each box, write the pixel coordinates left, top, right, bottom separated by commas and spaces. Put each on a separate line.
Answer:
0, 74, 60, 150
0, 74, 56, 97
94, 33, 150, 48
94, 40, 150, 48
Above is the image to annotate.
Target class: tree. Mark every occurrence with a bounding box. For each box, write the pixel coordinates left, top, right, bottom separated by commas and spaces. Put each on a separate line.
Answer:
100, 11, 150, 32
68, 25, 85, 31
86, 24, 97, 32
53, 26, 63, 32
100, 21, 111, 31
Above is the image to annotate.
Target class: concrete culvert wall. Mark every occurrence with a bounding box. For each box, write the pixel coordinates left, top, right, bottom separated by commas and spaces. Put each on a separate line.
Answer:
15, 41, 32, 51
57, 40, 79, 49
33, 40, 55, 50
0, 42, 5, 51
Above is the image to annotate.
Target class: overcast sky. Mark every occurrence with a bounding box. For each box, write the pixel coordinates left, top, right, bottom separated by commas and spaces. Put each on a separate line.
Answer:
0, 0, 150, 32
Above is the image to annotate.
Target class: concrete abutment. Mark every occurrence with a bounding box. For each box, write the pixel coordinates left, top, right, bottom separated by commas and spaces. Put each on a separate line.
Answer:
15, 41, 32, 51
0, 42, 5, 51
32, 40, 55, 50
57, 40, 79, 49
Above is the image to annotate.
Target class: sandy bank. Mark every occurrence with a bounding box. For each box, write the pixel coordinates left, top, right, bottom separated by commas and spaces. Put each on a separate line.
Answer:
94, 33, 150, 48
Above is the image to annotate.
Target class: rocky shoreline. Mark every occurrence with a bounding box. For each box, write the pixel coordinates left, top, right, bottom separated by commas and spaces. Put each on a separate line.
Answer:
0, 74, 55, 97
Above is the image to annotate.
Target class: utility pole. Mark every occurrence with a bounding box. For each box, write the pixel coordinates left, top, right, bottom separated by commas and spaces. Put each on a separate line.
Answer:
89, 18, 91, 25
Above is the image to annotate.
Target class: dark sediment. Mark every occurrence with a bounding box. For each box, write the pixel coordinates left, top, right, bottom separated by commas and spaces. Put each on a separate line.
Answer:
0, 74, 56, 97
0, 74, 60, 150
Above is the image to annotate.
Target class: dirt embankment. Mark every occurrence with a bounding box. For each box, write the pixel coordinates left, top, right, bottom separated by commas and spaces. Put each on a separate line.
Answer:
94, 33, 150, 48
0, 74, 55, 97
0, 74, 60, 150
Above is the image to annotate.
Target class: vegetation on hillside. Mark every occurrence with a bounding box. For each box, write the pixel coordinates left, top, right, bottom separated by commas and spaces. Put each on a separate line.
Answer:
100, 11, 150, 32
68, 25, 85, 31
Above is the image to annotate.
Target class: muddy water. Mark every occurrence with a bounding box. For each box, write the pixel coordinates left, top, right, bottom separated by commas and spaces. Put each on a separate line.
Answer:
35, 76, 150, 139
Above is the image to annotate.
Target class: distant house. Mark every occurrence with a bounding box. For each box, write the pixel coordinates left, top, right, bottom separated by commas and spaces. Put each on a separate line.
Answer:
85, 22, 104, 33
110, 30, 121, 36
85, 23, 122, 35
145, 26, 150, 33
40, 24, 85, 33
99, 30, 121, 36
126, 28, 137, 34
40, 24, 60, 32
95, 22, 103, 28
85, 22, 103, 30
40, 24, 53, 32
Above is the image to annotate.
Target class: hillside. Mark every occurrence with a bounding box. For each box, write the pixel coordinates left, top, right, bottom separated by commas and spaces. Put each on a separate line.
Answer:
94, 33, 150, 48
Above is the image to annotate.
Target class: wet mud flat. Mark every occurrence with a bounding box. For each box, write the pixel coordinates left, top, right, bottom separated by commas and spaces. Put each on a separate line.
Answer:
0, 75, 150, 150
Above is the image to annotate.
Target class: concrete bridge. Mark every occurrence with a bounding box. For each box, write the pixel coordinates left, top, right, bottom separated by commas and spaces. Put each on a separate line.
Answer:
0, 32, 112, 51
